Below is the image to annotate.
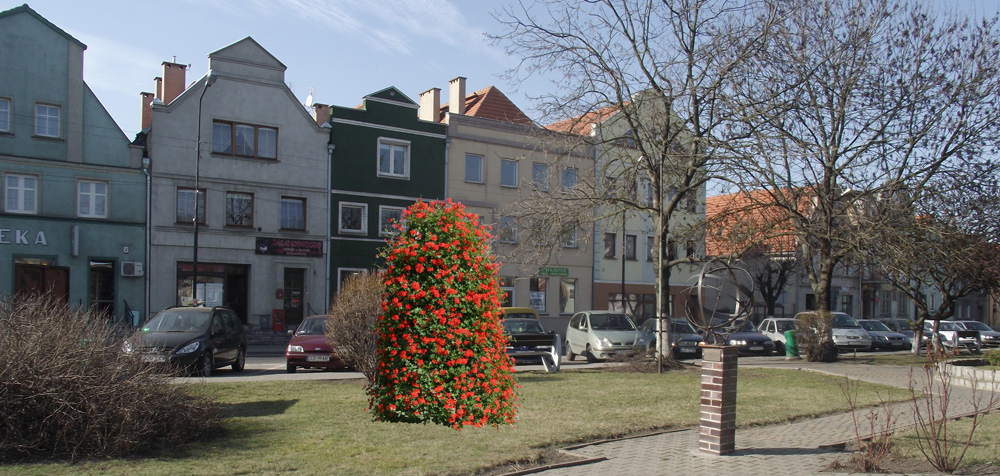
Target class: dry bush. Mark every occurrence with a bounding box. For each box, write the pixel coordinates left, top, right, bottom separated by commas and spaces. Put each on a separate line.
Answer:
0, 294, 219, 462
794, 311, 839, 362
326, 271, 383, 385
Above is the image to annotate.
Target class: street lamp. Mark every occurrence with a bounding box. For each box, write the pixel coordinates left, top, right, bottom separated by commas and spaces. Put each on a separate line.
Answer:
193, 70, 217, 305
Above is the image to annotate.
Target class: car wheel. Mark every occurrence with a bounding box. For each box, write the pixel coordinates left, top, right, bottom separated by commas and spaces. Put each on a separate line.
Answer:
232, 346, 246, 372
566, 341, 576, 361
774, 341, 785, 356
199, 351, 213, 377
286, 363, 297, 373
585, 345, 598, 364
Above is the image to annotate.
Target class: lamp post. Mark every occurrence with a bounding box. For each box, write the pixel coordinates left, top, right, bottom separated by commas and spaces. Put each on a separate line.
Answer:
192, 71, 216, 305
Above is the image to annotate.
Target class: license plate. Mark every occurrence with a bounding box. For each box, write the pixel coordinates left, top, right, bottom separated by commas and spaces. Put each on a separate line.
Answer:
680, 348, 696, 353
141, 354, 167, 363
306, 355, 330, 362
749, 346, 764, 351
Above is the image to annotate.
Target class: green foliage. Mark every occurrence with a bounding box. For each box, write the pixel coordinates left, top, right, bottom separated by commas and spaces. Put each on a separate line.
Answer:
369, 199, 518, 429
985, 350, 1000, 367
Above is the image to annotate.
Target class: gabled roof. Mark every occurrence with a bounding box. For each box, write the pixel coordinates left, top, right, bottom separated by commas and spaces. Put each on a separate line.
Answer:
0, 4, 86, 49
545, 104, 621, 135
209, 36, 285, 70
438, 86, 534, 126
705, 189, 801, 257
365, 86, 416, 106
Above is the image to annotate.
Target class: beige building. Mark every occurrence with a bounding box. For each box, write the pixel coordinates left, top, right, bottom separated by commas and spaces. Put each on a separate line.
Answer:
417, 77, 594, 331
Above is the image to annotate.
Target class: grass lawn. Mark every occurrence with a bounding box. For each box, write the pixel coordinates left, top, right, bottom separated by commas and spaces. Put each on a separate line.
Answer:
891, 410, 1000, 468
3, 367, 903, 476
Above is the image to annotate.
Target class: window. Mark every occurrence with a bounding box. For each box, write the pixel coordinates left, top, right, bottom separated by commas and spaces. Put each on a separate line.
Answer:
379, 206, 405, 236
561, 226, 578, 248
625, 234, 637, 260
497, 216, 517, 243
641, 179, 654, 205
499, 276, 516, 307
5, 174, 38, 214
500, 158, 518, 187
280, 197, 306, 230
562, 168, 578, 192
646, 235, 655, 261
465, 154, 483, 183
338, 269, 365, 291
0, 98, 9, 132
34, 104, 60, 138
686, 240, 696, 258
531, 163, 548, 191
604, 232, 616, 259
77, 180, 108, 218
378, 138, 410, 178
560, 278, 577, 315
225, 192, 253, 227
530, 278, 547, 313
211, 121, 278, 159
176, 188, 205, 224
667, 239, 677, 261
339, 202, 367, 234
842, 294, 853, 314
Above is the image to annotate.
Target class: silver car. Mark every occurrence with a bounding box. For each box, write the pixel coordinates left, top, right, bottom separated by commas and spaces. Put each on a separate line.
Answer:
793, 312, 873, 352
954, 320, 1000, 348
565, 311, 641, 363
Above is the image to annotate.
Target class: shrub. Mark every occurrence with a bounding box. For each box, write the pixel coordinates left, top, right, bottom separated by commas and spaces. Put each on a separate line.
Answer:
986, 350, 1000, 367
0, 294, 219, 462
794, 311, 839, 362
327, 271, 383, 384
369, 199, 519, 429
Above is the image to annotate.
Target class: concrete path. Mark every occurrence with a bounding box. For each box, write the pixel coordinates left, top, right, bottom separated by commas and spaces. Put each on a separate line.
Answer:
512, 359, 998, 476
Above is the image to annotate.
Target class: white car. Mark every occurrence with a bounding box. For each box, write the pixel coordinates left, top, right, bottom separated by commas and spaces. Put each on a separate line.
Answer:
758, 317, 797, 355
565, 311, 641, 363
793, 312, 873, 352
923, 321, 981, 353
954, 320, 1000, 349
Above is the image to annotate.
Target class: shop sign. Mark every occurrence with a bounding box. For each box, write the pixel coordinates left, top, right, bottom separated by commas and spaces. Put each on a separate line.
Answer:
0, 228, 48, 246
255, 237, 323, 257
538, 267, 569, 277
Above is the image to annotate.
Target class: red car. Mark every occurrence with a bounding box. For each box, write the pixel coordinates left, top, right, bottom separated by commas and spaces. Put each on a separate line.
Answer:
285, 315, 347, 373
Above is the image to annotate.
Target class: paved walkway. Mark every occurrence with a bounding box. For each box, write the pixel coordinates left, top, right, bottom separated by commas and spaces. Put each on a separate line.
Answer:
512, 359, 998, 476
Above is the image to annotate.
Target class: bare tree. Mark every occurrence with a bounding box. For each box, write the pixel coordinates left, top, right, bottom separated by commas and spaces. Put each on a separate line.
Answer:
492, 0, 780, 364
723, 0, 1000, 313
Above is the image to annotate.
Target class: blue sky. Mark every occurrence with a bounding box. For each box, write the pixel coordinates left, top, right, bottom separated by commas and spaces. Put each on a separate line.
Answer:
8, 0, 1000, 141
8, 0, 547, 139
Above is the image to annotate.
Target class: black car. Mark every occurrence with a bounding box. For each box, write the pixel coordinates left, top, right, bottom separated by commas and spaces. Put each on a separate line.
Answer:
503, 318, 560, 372
123, 306, 248, 377
709, 318, 775, 356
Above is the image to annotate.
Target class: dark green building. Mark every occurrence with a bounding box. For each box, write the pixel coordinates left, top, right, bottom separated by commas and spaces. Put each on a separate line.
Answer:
327, 87, 446, 294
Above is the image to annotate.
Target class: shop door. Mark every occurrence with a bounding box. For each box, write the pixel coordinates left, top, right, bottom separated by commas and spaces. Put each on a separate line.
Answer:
89, 261, 116, 319
283, 268, 305, 326
14, 264, 69, 304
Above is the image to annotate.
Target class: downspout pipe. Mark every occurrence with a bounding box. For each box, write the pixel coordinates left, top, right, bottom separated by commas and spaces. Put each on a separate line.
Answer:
325, 142, 334, 312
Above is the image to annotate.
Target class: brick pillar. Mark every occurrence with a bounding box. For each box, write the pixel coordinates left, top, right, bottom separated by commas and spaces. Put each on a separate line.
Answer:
699, 345, 738, 455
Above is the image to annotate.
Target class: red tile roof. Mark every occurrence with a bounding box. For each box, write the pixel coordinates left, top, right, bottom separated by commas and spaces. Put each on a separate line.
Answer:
439, 86, 534, 126
544, 104, 621, 135
705, 189, 802, 257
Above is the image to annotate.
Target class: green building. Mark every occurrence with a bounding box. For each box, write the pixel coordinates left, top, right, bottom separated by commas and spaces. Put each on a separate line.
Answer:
326, 87, 447, 293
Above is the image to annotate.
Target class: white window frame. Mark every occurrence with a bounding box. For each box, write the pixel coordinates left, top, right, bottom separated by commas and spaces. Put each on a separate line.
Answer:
500, 158, 518, 187
337, 268, 366, 291
562, 167, 578, 192
77, 180, 108, 218
625, 234, 638, 260
338, 202, 368, 234
561, 226, 578, 248
499, 276, 516, 307
646, 235, 655, 262
532, 163, 549, 191
497, 216, 517, 243
464, 153, 484, 183
0, 97, 10, 133
34, 103, 60, 138
378, 205, 406, 236
4, 173, 38, 214
280, 196, 306, 230
377, 138, 410, 179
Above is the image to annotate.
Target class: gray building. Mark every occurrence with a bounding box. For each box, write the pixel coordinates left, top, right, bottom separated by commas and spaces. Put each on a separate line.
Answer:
0, 4, 147, 320
138, 37, 330, 327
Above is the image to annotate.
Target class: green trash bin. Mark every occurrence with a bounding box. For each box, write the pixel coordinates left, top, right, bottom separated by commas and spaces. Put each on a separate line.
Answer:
784, 329, 798, 358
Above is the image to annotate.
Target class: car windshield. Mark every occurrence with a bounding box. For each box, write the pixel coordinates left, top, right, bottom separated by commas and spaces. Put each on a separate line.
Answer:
832, 314, 860, 328
859, 320, 890, 332
959, 321, 991, 331
143, 311, 209, 332
672, 320, 697, 334
296, 318, 328, 336
774, 320, 796, 332
503, 320, 545, 333
589, 313, 636, 330
503, 312, 537, 320
710, 319, 758, 333
939, 321, 958, 331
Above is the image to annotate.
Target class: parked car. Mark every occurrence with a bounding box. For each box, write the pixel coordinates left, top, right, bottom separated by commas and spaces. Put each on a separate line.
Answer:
503, 318, 560, 372
708, 318, 775, 356
794, 312, 872, 352
637, 318, 704, 359
877, 318, 916, 345
954, 320, 1000, 348
923, 321, 981, 354
122, 305, 247, 377
858, 319, 911, 351
757, 317, 797, 355
286, 315, 348, 373
500, 307, 540, 320
565, 311, 641, 363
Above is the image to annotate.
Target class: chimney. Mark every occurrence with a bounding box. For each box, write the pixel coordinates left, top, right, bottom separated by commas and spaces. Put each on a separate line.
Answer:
448, 77, 466, 115
418, 88, 441, 122
311, 103, 331, 127
154, 77, 162, 101
160, 61, 188, 105
140, 92, 155, 130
